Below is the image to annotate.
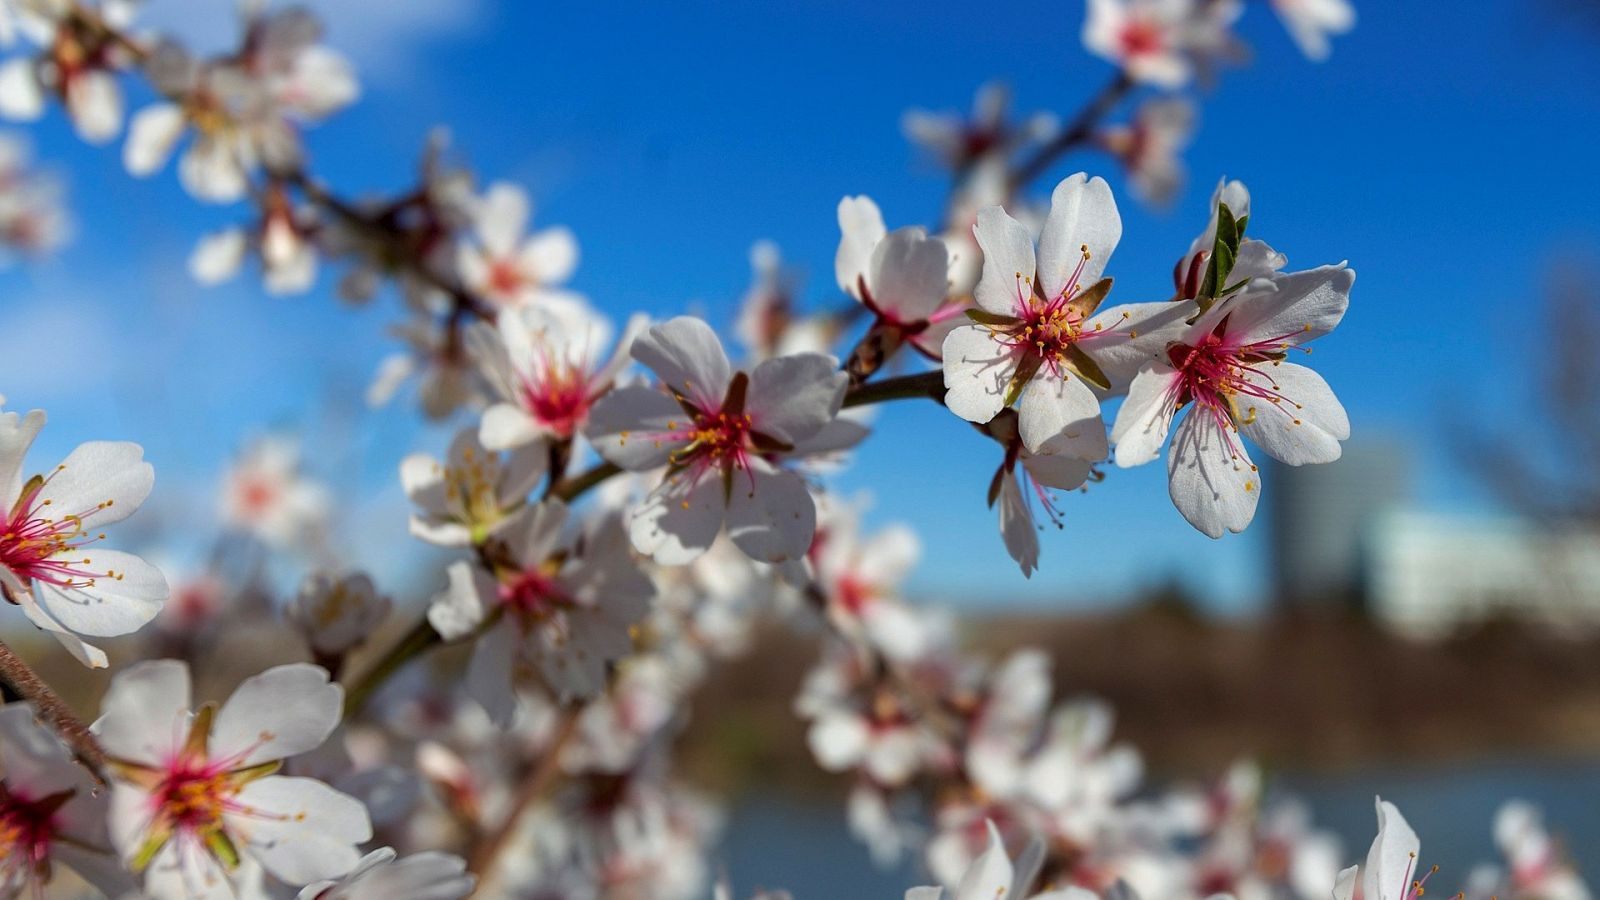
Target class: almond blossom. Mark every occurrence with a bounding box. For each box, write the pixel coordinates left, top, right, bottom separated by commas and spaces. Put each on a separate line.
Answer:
296, 847, 474, 900
400, 427, 546, 548
469, 295, 646, 448
1083, 0, 1243, 88
0, 132, 69, 265
285, 571, 391, 661
189, 189, 320, 294
0, 0, 135, 143
0, 405, 166, 667
836, 194, 964, 365
1101, 97, 1195, 207
584, 316, 856, 565
123, 8, 358, 202
367, 313, 479, 420
910, 819, 1091, 900
97, 660, 372, 899
902, 82, 1058, 174
218, 435, 330, 550
1271, 0, 1355, 61
0, 703, 130, 898
1333, 799, 1427, 900
455, 181, 577, 309
1110, 264, 1353, 537
942, 173, 1193, 459
810, 508, 930, 662
427, 502, 652, 723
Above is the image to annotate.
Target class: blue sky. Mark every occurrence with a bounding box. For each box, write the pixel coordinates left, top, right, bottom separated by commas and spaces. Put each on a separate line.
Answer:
3, 0, 1598, 613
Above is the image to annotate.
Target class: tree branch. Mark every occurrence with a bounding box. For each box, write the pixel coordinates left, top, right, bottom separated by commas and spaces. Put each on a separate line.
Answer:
0, 639, 107, 785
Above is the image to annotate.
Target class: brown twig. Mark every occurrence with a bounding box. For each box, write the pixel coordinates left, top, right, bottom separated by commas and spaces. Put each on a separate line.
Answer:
0, 639, 107, 785
465, 705, 583, 889
1008, 71, 1134, 196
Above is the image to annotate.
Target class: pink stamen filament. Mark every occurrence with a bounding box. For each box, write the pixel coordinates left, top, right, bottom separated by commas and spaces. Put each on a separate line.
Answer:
983, 248, 1120, 383
0, 467, 117, 591
1165, 318, 1313, 460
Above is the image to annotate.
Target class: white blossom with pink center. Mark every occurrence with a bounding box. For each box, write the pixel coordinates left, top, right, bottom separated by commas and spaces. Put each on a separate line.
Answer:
218, 436, 331, 550
1111, 263, 1353, 537
455, 182, 578, 309
942, 174, 1194, 460
97, 661, 370, 899
0, 406, 166, 667
470, 294, 646, 448
0, 703, 131, 898
123, 8, 359, 203
809, 506, 930, 663
835, 194, 965, 359
1082, 0, 1243, 88
0, 0, 136, 143
428, 501, 652, 723
1102, 97, 1196, 207
400, 427, 547, 548
584, 316, 858, 565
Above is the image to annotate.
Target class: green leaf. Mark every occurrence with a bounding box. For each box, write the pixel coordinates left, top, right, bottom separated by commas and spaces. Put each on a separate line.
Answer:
1196, 202, 1241, 315
964, 308, 1022, 328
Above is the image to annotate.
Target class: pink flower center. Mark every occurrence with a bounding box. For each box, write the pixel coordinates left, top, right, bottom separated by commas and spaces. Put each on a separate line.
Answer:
151, 760, 238, 833
1166, 317, 1307, 457
486, 258, 525, 299
518, 356, 594, 439
0, 468, 117, 592
988, 247, 1119, 380
1119, 18, 1166, 57
0, 786, 61, 883
498, 568, 572, 625
835, 575, 874, 615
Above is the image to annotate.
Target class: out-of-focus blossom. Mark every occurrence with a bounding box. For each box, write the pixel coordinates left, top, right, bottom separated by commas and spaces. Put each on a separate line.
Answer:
428, 502, 652, 722
0, 703, 130, 898
810, 506, 931, 662
902, 83, 1058, 173
368, 313, 480, 420
286, 570, 391, 660
218, 435, 331, 549
585, 316, 859, 565
1271, 0, 1355, 61
0, 0, 137, 142
470, 296, 645, 448
1101, 97, 1196, 207
1082, 0, 1244, 88
97, 660, 372, 898
189, 187, 320, 294
455, 182, 577, 309
123, 7, 358, 202
0, 405, 166, 667
942, 174, 1192, 458
400, 427, 545, 548
296, 847, 474, 900
0, 132, 68, 263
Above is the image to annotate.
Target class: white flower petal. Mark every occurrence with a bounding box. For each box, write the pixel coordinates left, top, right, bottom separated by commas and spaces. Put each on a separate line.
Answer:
1166, 410, 1260, 538
583, 384, 690, 471
630, 316, 733, 410
94, 659, 190, 765
1018, 373, 1108, 459
747, 352, 846, 444
33, 548, 166, 637
972, 206, 1037, 316
1111, 362, 1182, 467
1237, 361, 1348, 466
942, 325, 1016, 424
211, 664, 341, 766
123, 103, 187, 176
37, 440, 153, 527
629, 470, 725, 565
1037, 173, 1120, 299
725, 464, 816, 564
230, 776, 372, 885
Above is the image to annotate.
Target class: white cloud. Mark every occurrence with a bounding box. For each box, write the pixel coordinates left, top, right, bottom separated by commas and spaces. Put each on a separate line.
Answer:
135, 0, 486, 84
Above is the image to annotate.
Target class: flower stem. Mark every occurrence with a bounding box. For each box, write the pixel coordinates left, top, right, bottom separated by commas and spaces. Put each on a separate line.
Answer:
1008, 71, 1134, 195
465, 705, 583, 890
0, 639, 107, 785
548, 460, 622, 503
842, 370, 946, 408
341, 617, 442, 718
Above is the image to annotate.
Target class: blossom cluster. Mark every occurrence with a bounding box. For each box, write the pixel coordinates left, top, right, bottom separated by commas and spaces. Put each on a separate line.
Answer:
1, 3, 1584, 900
